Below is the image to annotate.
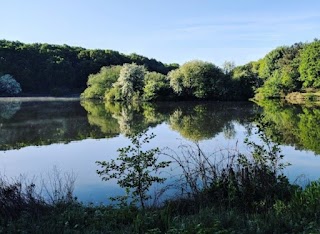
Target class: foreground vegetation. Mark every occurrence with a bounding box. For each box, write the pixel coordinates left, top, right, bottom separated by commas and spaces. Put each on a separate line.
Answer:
1, 122, 320, 233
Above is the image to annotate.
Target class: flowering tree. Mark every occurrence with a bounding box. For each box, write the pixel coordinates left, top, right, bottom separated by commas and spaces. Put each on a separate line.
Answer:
0, 74, 22, 96
115, 63, 146, 101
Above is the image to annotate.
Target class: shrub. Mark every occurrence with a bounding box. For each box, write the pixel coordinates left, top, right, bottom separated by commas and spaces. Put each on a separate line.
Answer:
81, 65, 122, 99
96, 131, 171, 209
111, 63, 146, 101
0, 74, 22, 96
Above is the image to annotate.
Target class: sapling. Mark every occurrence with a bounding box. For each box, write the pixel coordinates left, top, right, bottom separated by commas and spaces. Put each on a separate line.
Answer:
96, 131, 170, 209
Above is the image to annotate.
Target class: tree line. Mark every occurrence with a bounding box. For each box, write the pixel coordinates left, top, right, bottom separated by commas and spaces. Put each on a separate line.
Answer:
234, 39, 320, 99
1, 39, 319, 100
81, 60, 256, 101
0, 40, 178, 95
82, 39, 320, 102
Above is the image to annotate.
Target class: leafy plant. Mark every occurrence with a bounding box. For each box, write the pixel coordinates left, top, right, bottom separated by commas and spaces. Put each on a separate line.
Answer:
233, 118, 293, 212
96, 131, 170, 209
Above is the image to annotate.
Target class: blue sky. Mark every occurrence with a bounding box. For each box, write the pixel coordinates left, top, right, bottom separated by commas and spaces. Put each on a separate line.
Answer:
2, 0, 320, 66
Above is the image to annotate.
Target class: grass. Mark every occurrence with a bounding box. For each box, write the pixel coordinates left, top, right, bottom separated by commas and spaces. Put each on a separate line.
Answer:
1, 184, 320, 233
1, 176, 320, 233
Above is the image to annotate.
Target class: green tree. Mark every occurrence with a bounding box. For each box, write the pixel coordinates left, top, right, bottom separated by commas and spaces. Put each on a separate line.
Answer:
143, 72, 171, 101
167, 68, 184, 95
81, 65, 121, 99
231, 63, 260, 100
255, 70, 283, 99
96, 132, 170, 209
168, 60, 226, 99
0, 74, 22, 96
255, 43, 303, 99
259, 47, 287, 79
277, 43, 303, 93
299, 40, 320, 88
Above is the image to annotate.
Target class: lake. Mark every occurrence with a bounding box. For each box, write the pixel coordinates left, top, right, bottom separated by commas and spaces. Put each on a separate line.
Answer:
0, 98, 320, 204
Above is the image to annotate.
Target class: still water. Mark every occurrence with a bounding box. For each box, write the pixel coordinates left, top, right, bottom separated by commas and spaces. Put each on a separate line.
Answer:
0, 98, 320, 203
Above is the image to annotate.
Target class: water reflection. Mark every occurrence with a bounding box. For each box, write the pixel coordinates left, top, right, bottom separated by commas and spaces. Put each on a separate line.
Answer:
0, 100, 104, 150
81, 101, 256, 141
2, 99, 320, 203
256, 100, 320, 155
80, 101, 120, 137
168, 102, 255, 141
0, 100, 21, 120
1, 99, 320, 157
82, 101, 167, 137
0, 100, 256, 151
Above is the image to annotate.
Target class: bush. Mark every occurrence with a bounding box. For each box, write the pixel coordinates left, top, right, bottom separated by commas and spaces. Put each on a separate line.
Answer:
143, 72, 172, 101
96, 131, 171, 209
81, 66, 122, 99
111, 63, 146, 101
0, 74, 22, 96
168, 60, 227, 99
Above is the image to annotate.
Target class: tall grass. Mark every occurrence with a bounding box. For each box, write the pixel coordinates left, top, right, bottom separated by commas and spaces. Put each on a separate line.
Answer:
164, 121, 293, 214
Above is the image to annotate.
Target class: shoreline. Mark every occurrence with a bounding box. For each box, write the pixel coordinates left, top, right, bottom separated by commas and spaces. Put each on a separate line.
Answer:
285, 91, 320, 105
0, 96, 80, 102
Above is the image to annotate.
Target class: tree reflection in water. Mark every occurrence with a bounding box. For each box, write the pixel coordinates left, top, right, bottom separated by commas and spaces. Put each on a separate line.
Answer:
3, 99, 320, 156
0, 100, 21, 120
